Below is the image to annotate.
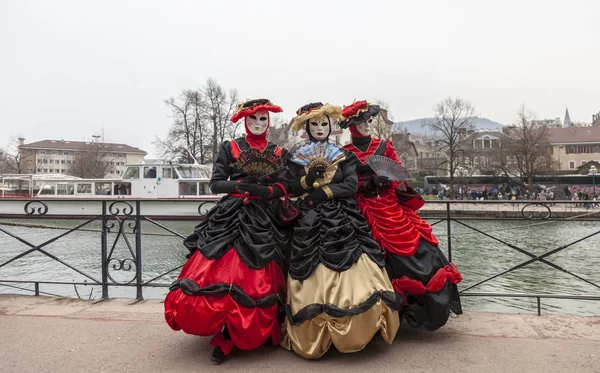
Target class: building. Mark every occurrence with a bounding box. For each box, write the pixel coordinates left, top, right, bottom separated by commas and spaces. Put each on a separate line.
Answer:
564, 108, 572, 127
18, 139, 147, 177
592, 112, 600, 127
461, 130, 510, 174
547, 126, 600, 171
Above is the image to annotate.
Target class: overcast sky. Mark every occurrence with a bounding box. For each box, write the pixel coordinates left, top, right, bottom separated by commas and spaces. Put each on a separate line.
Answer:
1, 0, 598, 157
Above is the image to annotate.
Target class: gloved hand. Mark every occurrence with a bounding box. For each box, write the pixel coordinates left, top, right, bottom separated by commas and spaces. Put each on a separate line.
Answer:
373, 176, 392, 191
237, 183, 270, 199
305, 166, 326, 186
303, 189, 328, 207
396, 185, 425, 210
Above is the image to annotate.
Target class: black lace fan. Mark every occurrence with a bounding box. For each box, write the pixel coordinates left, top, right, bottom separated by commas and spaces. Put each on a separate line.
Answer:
233, 148, 286, 177
365, 155, 413, 181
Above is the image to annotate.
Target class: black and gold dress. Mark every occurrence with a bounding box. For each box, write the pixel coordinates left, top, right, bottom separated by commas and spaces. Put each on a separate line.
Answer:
281, 141, 401, 359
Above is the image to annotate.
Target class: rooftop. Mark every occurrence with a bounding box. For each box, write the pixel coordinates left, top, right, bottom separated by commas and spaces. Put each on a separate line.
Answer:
547, 126, 600, 144
19, 140, 147, 154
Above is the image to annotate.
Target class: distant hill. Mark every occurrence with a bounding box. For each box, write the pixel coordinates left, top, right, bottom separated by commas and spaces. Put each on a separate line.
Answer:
393, 118, 503, 136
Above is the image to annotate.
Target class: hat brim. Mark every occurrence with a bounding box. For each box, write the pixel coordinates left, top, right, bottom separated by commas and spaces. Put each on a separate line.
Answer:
339, 105, 381, 129
231, 104, 282, 123
290, 104, 343, 132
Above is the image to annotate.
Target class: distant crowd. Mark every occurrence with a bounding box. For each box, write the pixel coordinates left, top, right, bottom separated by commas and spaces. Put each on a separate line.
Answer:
426, 184, 598, 208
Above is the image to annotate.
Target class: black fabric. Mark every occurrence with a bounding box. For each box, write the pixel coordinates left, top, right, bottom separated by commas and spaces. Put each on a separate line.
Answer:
288, 198, 385, 280
286, 151, 385, 280
171, 278, 283, 308
385, 239, 463, 331
184, 196, 291, 270
209, 138, 288, 194
303, 188, 328, 207
185, 138, 292, 270
285, 290, 402, 326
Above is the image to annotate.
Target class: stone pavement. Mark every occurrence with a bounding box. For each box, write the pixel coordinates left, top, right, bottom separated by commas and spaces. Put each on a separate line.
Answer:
1, 294, 599, 373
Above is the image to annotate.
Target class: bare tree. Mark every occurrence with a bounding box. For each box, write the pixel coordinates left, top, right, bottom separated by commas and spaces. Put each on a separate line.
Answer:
494, 106, 552, 196
0, 137, 38, 174
68, 143, 114, 178
155, 90, 212, 164
155, 78, 239, 165
200, 78, 239, 162
371, 100, 394, 139
391, 127, 418, 172
267, 114, 296, 149
425, 96, 477, 198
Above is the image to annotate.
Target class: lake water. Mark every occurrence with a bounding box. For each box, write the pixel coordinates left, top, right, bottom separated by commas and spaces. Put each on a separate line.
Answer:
1, 217, 599, 316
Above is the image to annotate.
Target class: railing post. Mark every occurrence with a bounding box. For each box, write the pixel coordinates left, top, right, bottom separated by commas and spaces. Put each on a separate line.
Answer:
101, 201, 109, 299
135, 200, 143, 301
34, 282, 39, 296
537, 297, 541, 316
446, 202, 452, 262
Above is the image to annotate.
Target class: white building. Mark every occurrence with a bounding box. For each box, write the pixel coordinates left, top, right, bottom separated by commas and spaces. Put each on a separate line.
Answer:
18, 139, 147, 177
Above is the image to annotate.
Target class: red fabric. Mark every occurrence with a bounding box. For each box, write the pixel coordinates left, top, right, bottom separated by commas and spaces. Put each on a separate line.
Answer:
230, 141, 242, 160
357, 189, 422, 256
231, 103, 282, 123
349, 126, 366, 138
341, 100, 369, 118
347, 138, 438, 250
164, 248, 285, 351
210, 332, 235, 355
392, 263, 463, 295
343, 138, 383, 163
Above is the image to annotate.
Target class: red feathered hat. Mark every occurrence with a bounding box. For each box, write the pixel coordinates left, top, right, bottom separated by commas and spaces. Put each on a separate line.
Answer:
231, 98, 282, 123
339, 100, 381, 129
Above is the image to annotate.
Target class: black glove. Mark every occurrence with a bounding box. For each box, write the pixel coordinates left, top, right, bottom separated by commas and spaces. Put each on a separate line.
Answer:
373, 176, 392, 191
303, 188, 328, 207
237, 183, 270, 199
305, 166, 326, 186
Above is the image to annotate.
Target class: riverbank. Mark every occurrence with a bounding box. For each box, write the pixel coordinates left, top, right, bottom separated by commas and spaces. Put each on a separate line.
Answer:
1, 294, 599, 373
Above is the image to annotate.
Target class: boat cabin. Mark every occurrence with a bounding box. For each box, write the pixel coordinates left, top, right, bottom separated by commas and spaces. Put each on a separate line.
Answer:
0, 163, 213, 199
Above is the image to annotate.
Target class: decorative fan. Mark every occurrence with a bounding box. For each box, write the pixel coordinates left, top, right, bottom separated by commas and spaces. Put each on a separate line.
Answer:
290, 141, 345, 169
233, 148, 286, 177
365, 155, 413, 181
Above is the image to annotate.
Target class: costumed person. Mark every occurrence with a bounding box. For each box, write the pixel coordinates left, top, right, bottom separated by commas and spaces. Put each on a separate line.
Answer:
339, 100, 463, 331
281, 102, 401, 359
164, 98, 294, 364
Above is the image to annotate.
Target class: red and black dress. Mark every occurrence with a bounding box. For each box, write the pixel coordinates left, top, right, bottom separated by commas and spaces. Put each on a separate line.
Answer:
344, 137, 463, 331
164, 137, 292, 355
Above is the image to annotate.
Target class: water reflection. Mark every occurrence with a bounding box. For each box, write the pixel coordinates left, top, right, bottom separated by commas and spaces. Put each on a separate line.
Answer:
1, 218, 599, 315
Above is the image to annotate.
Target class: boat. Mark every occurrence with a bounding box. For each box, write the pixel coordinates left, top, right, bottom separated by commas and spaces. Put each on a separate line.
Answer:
0, 161, 221, 219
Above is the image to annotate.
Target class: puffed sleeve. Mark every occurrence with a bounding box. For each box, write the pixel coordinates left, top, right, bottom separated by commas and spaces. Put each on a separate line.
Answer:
209, 141, 238, 194
321, 159, 358, 199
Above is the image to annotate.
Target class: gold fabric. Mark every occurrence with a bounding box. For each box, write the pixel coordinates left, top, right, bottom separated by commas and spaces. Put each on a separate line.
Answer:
300, 176, 310, 190
310, 155, 345, 188
282, 253, 399, 359
322, 186, 334, 199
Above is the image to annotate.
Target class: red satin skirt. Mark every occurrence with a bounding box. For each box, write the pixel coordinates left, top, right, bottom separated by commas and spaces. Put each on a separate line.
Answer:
164, 248, 286, 353
356, 188, 438, 257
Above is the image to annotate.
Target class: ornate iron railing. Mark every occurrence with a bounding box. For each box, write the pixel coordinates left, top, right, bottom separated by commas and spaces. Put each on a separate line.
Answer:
1, 198, 599, 314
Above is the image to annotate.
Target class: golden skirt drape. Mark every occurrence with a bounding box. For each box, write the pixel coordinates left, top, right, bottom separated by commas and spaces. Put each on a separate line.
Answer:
282, 253, 400, 359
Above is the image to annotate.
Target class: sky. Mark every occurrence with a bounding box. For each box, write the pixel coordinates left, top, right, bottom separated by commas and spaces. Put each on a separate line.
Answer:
1, 0, 598, 158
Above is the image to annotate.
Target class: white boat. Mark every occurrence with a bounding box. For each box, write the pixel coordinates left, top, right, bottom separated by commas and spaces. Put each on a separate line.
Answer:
0, 161, 221, 219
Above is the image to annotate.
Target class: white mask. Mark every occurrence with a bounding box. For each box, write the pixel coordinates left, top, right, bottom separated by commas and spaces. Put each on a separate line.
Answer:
308, 115, 330, 141
356, 116, 374, 137
246, 110, 269, 135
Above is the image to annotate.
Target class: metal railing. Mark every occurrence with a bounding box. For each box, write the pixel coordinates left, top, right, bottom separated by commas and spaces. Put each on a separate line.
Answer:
1, 198, 599, 315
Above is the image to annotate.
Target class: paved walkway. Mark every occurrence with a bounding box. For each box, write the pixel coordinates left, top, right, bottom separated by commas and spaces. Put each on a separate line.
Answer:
1, 294, 599, 373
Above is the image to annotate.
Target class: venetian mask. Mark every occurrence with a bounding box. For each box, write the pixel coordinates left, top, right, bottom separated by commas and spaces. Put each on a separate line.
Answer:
308, 115, 331, 141
356, 116, 375, 137
246, 110, 269, 135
